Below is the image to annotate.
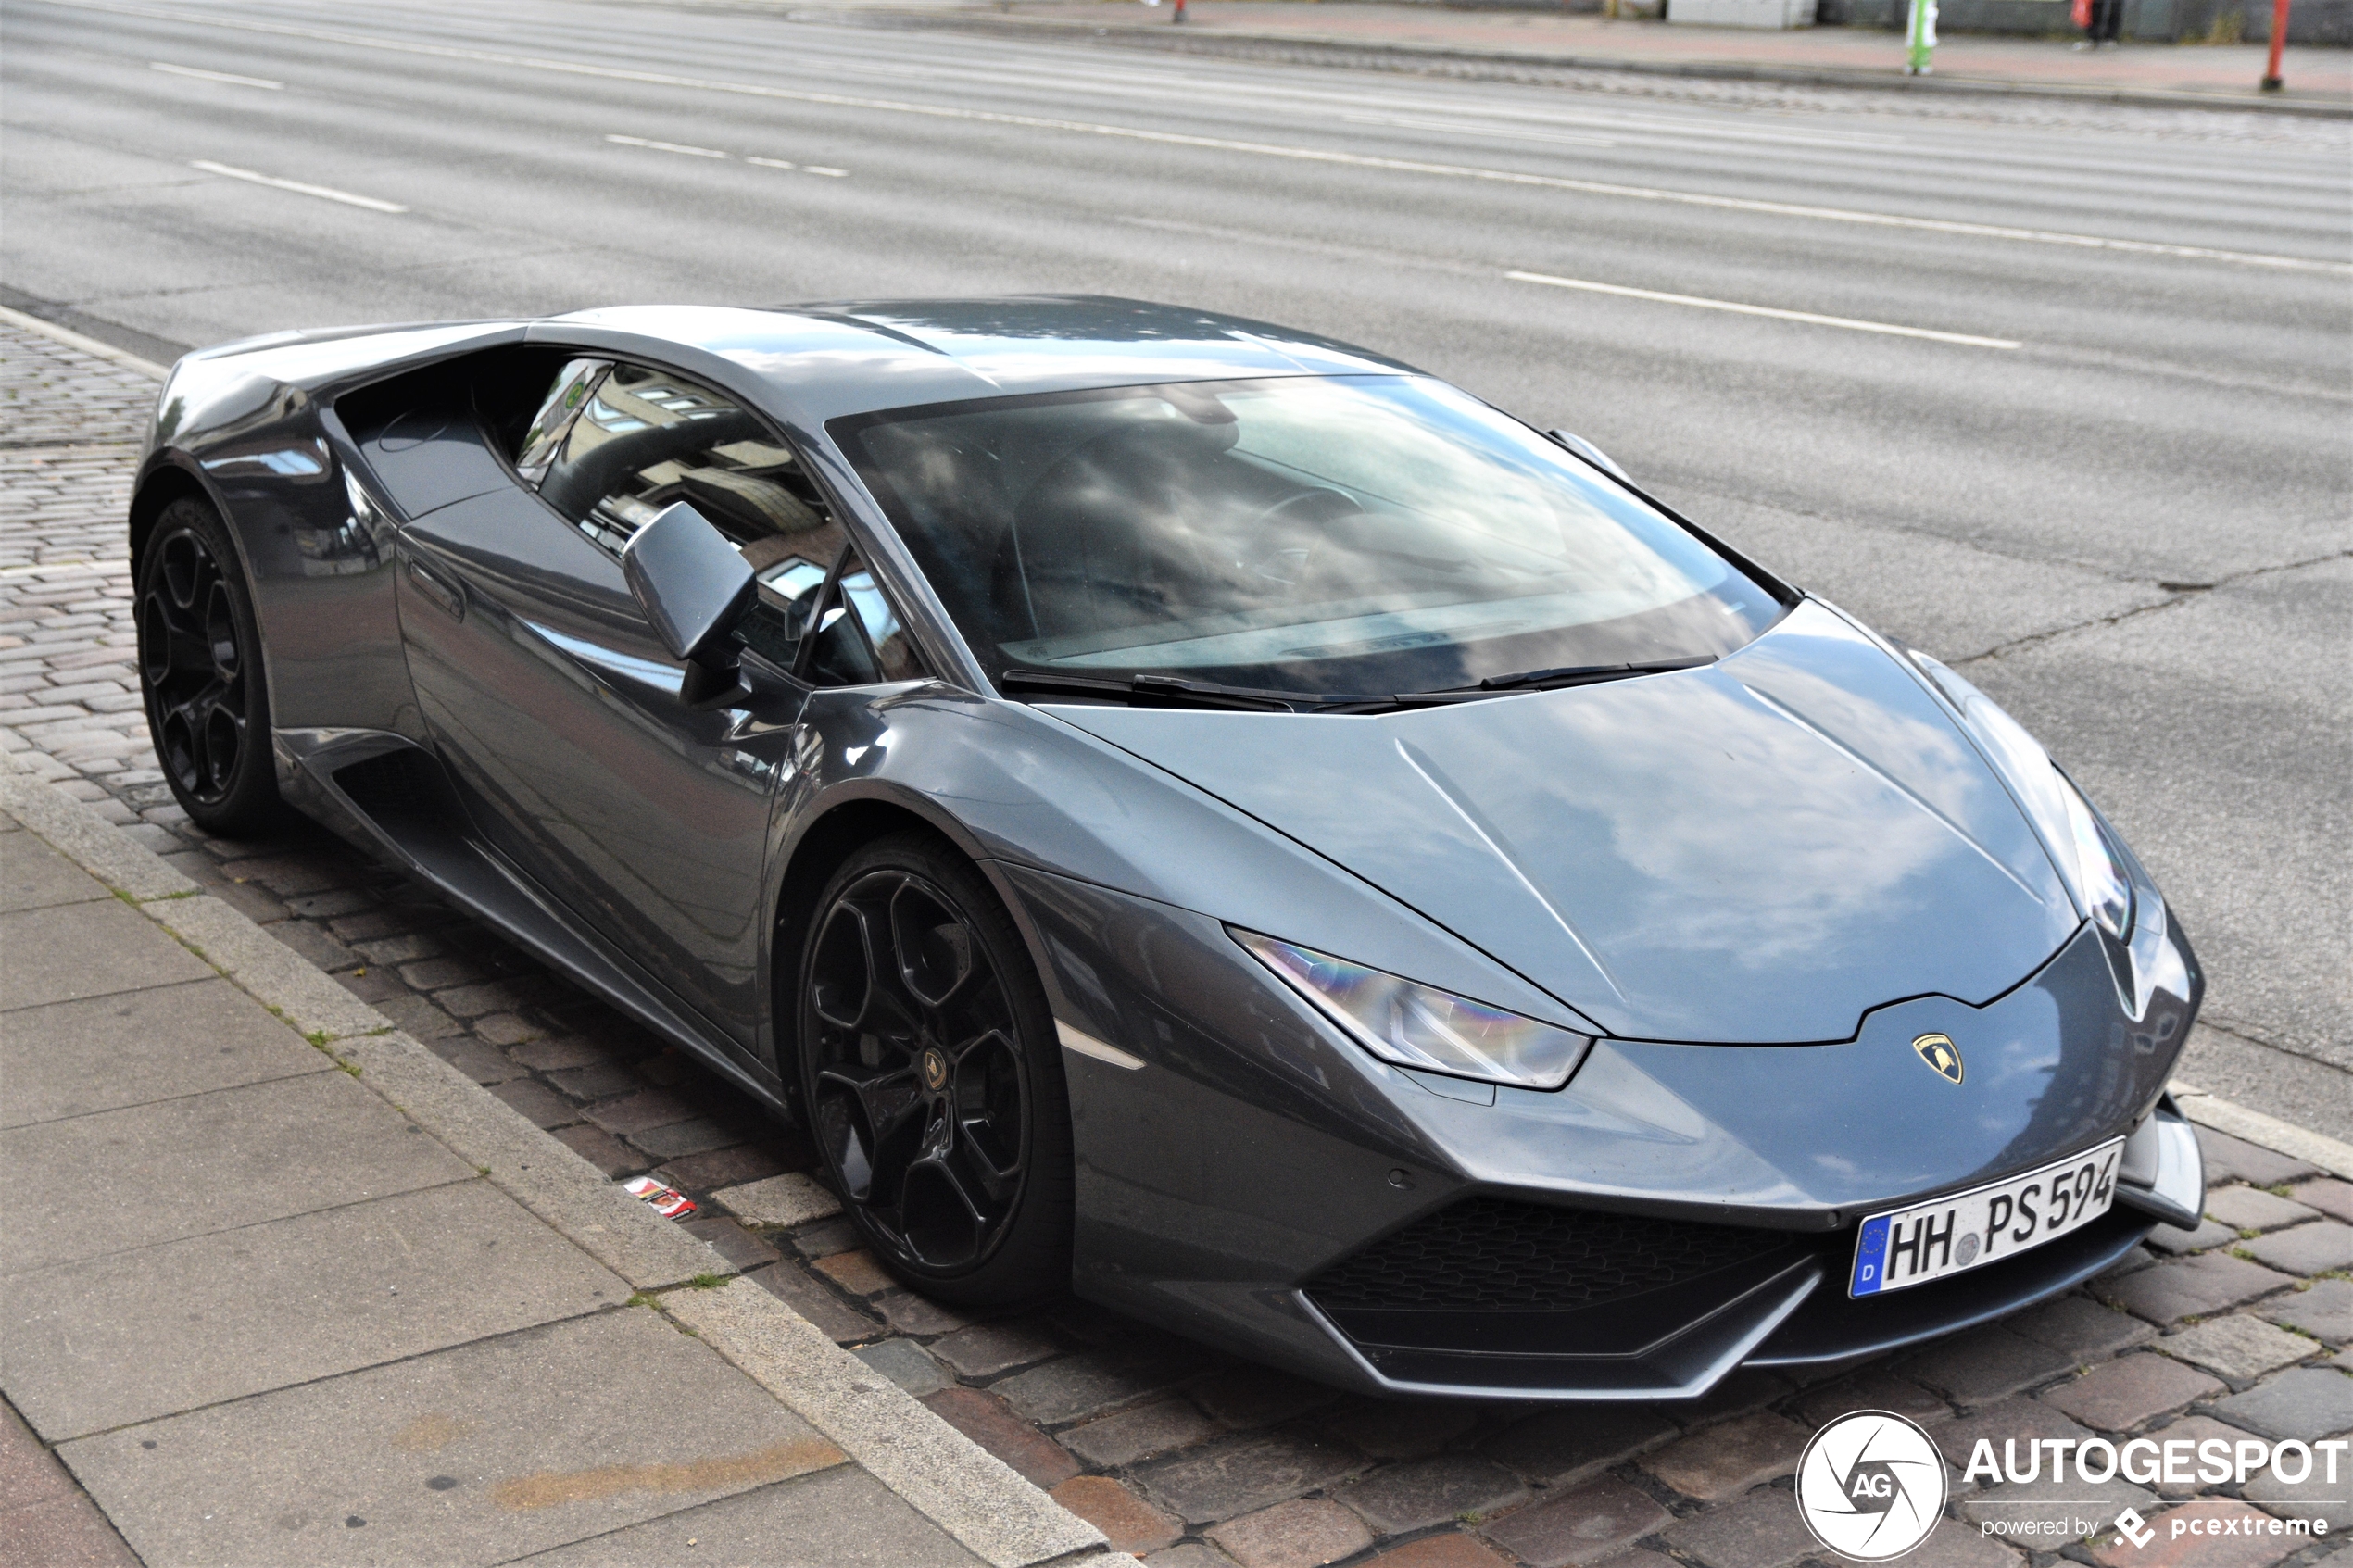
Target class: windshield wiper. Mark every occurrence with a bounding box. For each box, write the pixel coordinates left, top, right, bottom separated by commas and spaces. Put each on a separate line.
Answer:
999, 669, 1309, 712
1472, 655, 1718, 692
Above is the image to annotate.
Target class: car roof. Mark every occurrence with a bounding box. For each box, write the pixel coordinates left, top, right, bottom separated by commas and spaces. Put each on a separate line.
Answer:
540, 295, 1423, 420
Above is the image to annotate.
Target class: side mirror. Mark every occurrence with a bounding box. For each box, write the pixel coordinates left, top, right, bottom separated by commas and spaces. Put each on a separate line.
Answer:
622, 501, 756, 705
1546, 429, 1632, 485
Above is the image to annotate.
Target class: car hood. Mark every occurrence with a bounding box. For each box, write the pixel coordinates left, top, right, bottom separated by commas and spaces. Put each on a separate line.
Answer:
1043, 601, 2082, 1045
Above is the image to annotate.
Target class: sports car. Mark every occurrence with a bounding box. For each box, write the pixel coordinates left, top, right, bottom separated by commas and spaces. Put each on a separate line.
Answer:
129, 298, 2205, 1399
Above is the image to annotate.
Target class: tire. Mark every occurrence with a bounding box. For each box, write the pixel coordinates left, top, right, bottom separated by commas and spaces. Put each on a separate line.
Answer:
797, 830, 1074, 1305
135, 495, 285, 836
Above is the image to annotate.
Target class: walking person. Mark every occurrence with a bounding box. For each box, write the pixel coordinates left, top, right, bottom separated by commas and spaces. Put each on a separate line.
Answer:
2072, 0, 2124, 48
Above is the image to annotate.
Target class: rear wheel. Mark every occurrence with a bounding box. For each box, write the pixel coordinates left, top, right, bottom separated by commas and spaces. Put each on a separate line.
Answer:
136, 496, 284, 835
798, 831, 1073, 1304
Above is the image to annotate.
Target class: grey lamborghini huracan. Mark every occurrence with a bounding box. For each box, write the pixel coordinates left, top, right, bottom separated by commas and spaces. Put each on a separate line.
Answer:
129, 297, 2204, 1400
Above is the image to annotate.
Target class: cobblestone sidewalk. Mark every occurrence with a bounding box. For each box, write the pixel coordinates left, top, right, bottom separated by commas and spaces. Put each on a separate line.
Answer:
4, 315, 2347, 1568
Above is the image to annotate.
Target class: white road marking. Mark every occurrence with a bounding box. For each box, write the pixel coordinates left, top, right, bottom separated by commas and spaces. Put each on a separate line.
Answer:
1342, 113, 1616, 149
149, 60, 280, 88
802, 166, 849, 178
606, 133, 727, 158
75, 0, 2349, 276
746, 156, 797, 169
187, 160, 406, 212
1507, 270, 2022, 349
749, 156, 848, 176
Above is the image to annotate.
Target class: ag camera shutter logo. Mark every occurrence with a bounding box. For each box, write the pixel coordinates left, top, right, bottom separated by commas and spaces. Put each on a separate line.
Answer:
1795, 1411, 1949, 1561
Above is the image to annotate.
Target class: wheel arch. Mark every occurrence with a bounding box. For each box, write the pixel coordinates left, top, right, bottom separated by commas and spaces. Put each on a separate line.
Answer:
767, 785, 1056, 1098
127, 454, 233, 580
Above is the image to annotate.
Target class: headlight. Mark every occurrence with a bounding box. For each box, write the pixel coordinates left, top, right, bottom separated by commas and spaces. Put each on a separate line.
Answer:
1894, 643, 2134, 942
1232, 930, 1592, 1090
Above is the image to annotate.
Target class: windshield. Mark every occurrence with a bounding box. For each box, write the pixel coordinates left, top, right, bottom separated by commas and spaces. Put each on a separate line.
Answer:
833, 375, 1782, 698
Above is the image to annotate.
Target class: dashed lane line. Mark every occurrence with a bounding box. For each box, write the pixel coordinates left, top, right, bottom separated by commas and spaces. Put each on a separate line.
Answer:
188, 159, 406, 212
607, 133, 726, 158
1506, 270, 2023, 349
54, 0, 2349, 278
148, 60, 279, 88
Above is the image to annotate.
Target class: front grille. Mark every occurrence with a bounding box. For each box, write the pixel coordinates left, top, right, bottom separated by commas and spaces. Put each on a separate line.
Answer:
1307, 1197, 1792, 1313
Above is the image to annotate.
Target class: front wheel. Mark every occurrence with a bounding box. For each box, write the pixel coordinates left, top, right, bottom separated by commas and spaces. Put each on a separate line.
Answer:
798, 831, 1073, 1305
135, 496, 285, 836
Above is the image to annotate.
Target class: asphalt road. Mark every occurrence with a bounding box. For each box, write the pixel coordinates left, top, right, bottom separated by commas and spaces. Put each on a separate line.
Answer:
5, 0, 2348, 1133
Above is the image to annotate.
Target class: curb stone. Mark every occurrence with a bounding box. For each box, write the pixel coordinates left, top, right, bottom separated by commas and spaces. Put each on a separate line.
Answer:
2171, 1080, 2353, 1182
0, 302, 172, 380
0, 748, 1111, 1567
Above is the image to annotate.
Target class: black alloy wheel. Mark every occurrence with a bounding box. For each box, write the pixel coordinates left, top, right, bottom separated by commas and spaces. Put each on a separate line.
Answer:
136, 497, 283, 834
799, 832, 1072, 1303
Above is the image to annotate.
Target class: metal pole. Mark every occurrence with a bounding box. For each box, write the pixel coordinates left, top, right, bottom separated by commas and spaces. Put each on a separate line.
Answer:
1906, 0, 1938, 74
2261, 0, 2290, 90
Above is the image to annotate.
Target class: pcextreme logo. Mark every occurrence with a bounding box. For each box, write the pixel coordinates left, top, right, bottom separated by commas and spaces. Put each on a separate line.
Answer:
1795, 1411, 1949, 1561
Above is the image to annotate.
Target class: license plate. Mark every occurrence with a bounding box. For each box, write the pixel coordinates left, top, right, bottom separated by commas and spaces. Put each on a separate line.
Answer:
1850, 1138, 2125, 1297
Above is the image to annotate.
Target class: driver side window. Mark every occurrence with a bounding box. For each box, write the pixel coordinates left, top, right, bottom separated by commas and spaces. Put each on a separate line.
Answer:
525, 359, 844, 671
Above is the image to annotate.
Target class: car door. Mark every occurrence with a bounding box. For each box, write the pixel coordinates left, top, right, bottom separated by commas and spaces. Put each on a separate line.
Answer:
395, 356, 842, 1054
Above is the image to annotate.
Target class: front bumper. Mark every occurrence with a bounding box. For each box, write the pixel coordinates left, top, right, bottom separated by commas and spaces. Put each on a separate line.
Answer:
1006, 868, 2202, 1403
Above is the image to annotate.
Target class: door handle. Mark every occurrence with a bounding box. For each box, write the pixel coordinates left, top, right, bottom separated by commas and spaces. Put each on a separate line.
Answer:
405, 555, 465, 621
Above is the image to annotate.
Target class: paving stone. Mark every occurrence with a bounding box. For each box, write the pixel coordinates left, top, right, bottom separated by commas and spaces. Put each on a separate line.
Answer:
1659, 1485, 1815, 1568
2242, 1444, 2353, 1530
1190, 1367, 1343, 1430
679, 1215, 780, 1273
1323, 1400, 1479, 1461
2196, 1129, 2318, 1190
996, 1351, 1184, 1426
549, 1123, 648, 1177
2041, 1353, 2224, 1431
1205, 1497, 1374, 1568
2104, 1252, 2297, 1324
2, 1071, 468, 1273
1338, 1453, 1527, 1534
0, 898, 208, 1010
1480, 1407, 1678, 1487
488, 1077, 582, 1129
1062, 1398, 1224, 1469
585, 1088, 698, 1135
2208, 1187, 2322, 1234
920, 1386, 1080, 1489
745, 1262, 878, 1345
1956, 1471, 2154, 1537
813, 1249, 897, 1297
2210, 1369, 2353, 1442
436, 978, 553, 1019
207, 877, 290, 926
368, 992, 465, 1039
508, 1462, 975, 1566
1642, 1411, 1808, 1500
2087, 1498, 2311, 1568
2242, 1223, 2353, 1278
1053, 1475, 1184, 1557
2259, 1279, 2353, 1346
853, 1336, 953, 1396
2148, 1218, 2242, 1256
658, 1142, 799, 1194
1790, 1368, 1952, 1430
283, 887, 373, 920
2008, 1294, 2158, 1361
0, 977, 328, 1128
1907, 1324, 2082, 1404
472, 1011, 545, 1047
1143, 1546, 1235, 1568
1361, 1535, 1515, 1568
875, 1290, 981, 1336
625, 1116, 739, 1160
333, 965, 409, 1002
57, 1306, 840, 1567
2098, 1245, 2158, 1282
1478, 1475, 1672, 1568
932, 1321, 1063, 1381
2162, 1315, 2321, 1383
1901, 1526, 2023, 1568
790, 1214, 863, 1259
506, 1036, 620, 1071
2288, 1179, 2352, 1224
1132, 1431, 1363, 1525
711, 1170, 842, 1229
9, 1181, 628, 1439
